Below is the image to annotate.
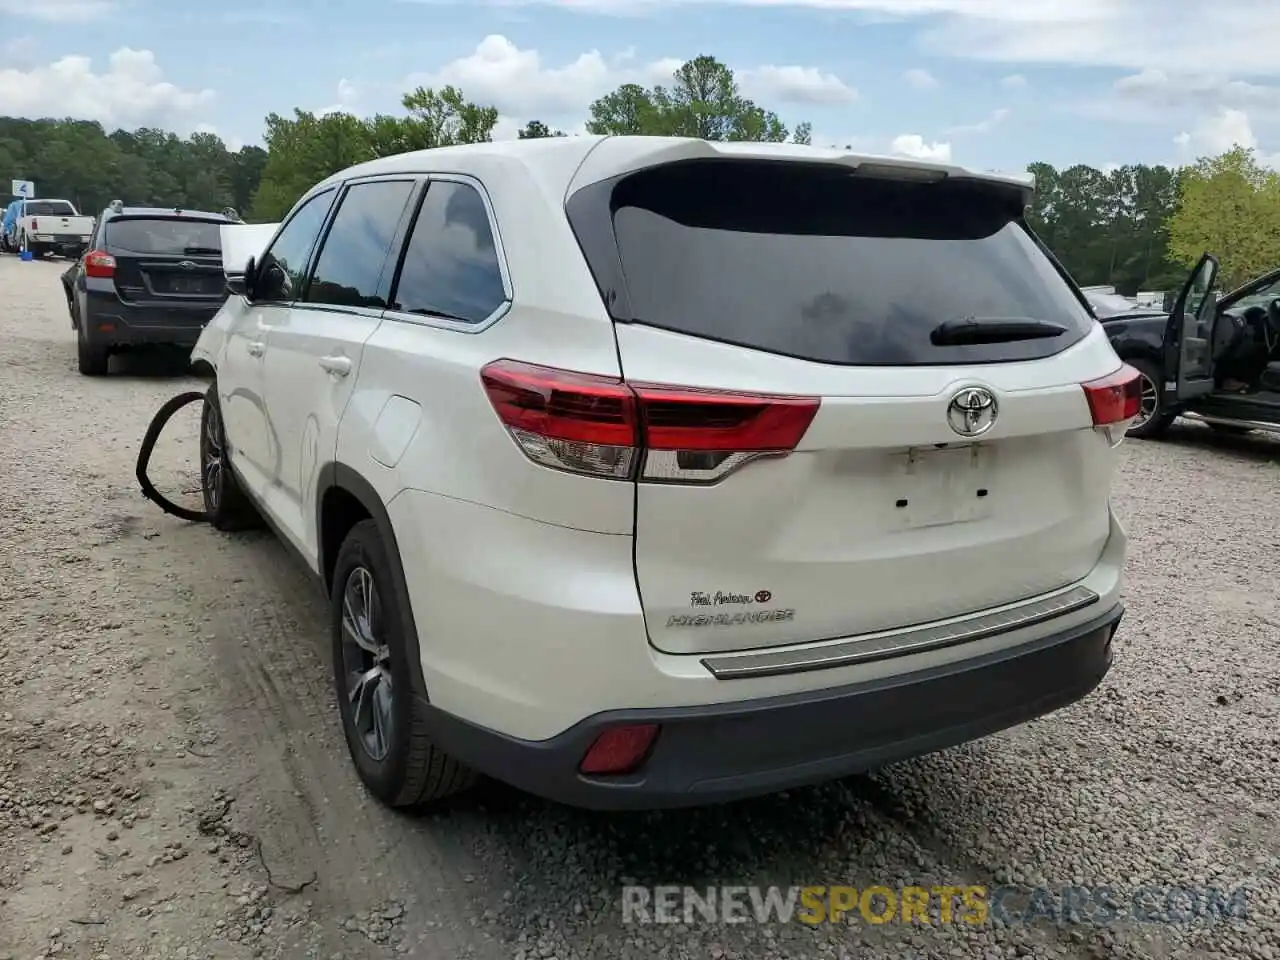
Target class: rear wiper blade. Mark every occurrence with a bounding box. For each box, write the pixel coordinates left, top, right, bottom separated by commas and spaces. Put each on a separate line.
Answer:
930, 316, 1068, 346
183, 246, 221, 255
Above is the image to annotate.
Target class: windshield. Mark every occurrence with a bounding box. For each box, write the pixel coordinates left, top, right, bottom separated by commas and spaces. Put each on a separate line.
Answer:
601, 160, 1094, 366
1084, 290, 1141, 317
104, 217, 224, 256
24, 200, 76, 216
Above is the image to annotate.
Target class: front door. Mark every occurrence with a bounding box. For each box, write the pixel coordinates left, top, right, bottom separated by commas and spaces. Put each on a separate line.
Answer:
222, 189, 337, 493
1164, 253, 1219, 401
257, 177, 418, 564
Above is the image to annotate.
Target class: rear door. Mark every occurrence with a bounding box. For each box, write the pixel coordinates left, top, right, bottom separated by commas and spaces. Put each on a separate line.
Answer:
257, 176, 418, 560
1164, 253, 1220, 400
102, 216, 227, 304
581, 159, 1122, 655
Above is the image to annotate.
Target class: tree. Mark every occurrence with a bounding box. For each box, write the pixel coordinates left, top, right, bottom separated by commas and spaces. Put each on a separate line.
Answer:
518, 120, 566, 139
1166, 146, 1280, 288
586, 56, 799, 142
248, 85, 499, 220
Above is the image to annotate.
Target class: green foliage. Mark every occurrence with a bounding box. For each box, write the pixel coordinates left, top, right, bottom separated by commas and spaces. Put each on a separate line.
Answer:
1166, 146, 1280, 288
3, 56, 1276, 294
586, 55, 794, 142
0, 116, 265, 218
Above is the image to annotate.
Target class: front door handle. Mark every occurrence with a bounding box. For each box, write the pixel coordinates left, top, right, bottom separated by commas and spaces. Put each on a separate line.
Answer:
319, 355, 352, 377
247, 340, 265, 357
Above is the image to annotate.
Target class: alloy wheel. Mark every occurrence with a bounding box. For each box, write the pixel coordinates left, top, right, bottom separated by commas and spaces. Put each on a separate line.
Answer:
340, 567, 394, 762
1132, 372, 1159, 429
201, 404, 224, 512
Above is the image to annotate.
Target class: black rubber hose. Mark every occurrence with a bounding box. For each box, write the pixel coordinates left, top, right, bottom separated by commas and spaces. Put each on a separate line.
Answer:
136, 390, 211, 524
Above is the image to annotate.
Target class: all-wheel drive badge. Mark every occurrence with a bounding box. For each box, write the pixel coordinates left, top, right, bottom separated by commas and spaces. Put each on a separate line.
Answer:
946, 386, 998, 438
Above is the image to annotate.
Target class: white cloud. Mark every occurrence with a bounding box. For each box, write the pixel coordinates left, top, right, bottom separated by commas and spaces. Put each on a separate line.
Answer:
0, 48, 215, 130
904, 68, 938, 90
999, 73, 1026, 89
0, 0, 114, 21
316, 78, 360, 117
406, 35, 613, 117
405, 34, 849, 124
891, 134, 951, 162
1114, 70, 1280, 115
483, 1, 1280, 78
741, 65, 857, 104
944, 107, 1009, 135
1173, 108, 1280, 167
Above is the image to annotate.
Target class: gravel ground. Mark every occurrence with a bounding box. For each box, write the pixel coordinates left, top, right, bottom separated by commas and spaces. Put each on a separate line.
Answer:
1, 254, 1278, 960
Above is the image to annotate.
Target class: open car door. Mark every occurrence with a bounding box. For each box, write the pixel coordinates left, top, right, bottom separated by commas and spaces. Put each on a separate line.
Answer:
1162, 252, 1219, 401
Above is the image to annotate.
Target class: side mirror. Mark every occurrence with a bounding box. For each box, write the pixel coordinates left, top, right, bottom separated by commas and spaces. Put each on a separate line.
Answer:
225, 275, 247, 297
241, 255, 257, 299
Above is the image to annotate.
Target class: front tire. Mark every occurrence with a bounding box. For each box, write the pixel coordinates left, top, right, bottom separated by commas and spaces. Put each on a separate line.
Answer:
1125, 358, 1174, 439
200, 386, 261, 531
331, 519, 476, 808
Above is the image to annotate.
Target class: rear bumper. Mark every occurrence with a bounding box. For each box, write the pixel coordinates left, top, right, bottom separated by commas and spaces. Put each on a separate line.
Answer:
419, 603, 1121, 810
82, 291, 221, 347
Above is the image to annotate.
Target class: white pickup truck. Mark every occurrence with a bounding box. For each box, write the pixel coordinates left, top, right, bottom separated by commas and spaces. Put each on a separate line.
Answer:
11, 199, 96, 259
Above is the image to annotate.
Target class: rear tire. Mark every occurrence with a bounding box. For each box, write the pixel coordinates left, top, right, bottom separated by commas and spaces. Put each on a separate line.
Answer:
1124, 358, 1174, 439
76, 325, 109, 376
331, 519, 477, 809
199, 386, 261, 531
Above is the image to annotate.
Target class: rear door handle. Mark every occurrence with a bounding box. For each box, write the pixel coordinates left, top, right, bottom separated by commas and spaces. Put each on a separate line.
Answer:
319, 355, 352, 377
247, 341, 265, 357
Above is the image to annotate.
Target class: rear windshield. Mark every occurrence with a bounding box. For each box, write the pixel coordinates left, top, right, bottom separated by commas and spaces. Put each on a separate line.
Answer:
25, 200, 76, 216
597, 161, 1093, 366
104, 217, 223, 256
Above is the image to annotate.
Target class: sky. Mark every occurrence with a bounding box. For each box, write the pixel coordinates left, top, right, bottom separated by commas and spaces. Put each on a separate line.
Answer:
2, 0, 1280, 173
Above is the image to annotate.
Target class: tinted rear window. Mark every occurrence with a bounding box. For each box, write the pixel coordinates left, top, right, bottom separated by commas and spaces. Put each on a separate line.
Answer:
105, 218, 223, 256
25, 201, 76, 216
598, 161, 1093, 366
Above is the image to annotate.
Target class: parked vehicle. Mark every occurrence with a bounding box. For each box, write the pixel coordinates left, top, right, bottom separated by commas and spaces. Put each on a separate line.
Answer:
1, 199, 22, 252
189, 137, 1134, 810
10, 198, 95, 258
61, 202, 239, 375
1096, 256, 1280, 438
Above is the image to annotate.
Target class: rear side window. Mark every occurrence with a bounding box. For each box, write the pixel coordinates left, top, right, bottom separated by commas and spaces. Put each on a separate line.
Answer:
580, 161, 1094, 366
25, 200, 76, 216
104, 218, 223, 256
305, 179, 415, 310
389, 180, 507, 324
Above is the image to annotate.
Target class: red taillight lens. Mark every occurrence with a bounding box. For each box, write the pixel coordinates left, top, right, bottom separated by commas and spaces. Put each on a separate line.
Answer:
29, 218, 38, 230
1082, 364, 1142, 426
579, 724, 660, 776
479, 359, 819, 484
83, 251, 117, 278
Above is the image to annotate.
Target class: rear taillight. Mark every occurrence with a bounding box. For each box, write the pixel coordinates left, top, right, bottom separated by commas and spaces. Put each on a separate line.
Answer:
480, 359, 820, 484
1082, 364, 1142, 426
29, 218, 37, 230
579, 724, 660, 776
83, 251, 116, 278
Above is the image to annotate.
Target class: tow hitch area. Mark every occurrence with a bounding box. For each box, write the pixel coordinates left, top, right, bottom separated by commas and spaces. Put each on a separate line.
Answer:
136, 389, 212, 523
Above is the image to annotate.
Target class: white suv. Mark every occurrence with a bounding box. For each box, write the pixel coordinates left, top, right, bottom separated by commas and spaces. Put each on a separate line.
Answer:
193, 136, 1144, 811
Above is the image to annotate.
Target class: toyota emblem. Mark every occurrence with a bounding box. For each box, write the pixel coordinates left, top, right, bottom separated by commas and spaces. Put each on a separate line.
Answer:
946, 386, 998, 438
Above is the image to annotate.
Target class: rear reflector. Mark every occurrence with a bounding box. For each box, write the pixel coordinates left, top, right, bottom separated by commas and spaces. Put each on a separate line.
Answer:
579, 724, 660, 776
83, 250, 117, 279
480, 359, 819, 484
1081, 364, 1142, 426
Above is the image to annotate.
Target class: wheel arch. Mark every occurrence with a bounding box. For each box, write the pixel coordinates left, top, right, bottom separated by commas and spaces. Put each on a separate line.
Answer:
316, 464, 429, 700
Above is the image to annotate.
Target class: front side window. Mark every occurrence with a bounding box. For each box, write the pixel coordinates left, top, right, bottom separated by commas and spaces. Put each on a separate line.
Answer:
255, 190, 335, 302
304, 180, 415, 310
389, 180, 507, 324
